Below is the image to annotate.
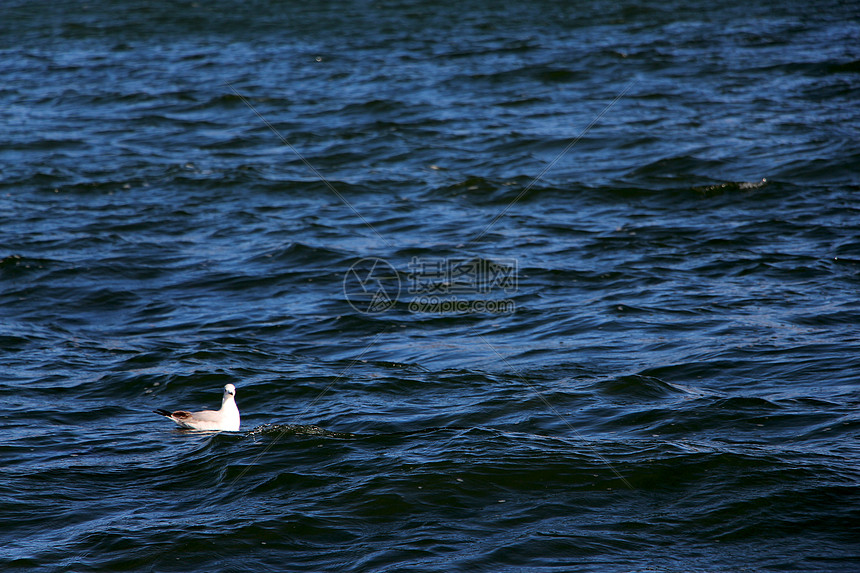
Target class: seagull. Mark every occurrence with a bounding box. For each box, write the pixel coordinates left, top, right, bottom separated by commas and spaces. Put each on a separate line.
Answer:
154, 384, 241, 431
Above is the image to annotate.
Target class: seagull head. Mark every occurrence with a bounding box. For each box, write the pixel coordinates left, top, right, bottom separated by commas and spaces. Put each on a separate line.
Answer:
224, 384, 236, 397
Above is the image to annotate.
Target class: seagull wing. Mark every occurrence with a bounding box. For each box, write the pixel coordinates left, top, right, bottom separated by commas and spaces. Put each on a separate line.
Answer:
154, 407, 229, 430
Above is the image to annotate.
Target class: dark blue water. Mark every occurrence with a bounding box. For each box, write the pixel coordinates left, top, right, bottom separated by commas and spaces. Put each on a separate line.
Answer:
2, 0, 860, 571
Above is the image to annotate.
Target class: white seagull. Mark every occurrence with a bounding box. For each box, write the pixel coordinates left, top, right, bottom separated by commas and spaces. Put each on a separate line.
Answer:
154, 384, 241, 431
